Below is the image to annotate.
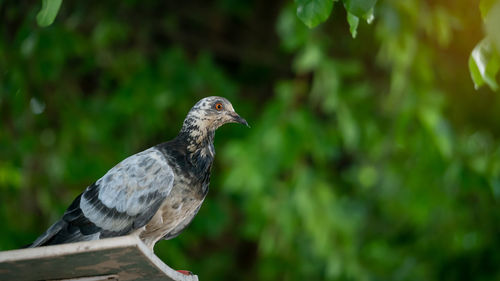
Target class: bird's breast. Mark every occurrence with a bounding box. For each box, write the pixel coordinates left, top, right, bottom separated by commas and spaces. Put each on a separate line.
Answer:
137, 176, 206, 248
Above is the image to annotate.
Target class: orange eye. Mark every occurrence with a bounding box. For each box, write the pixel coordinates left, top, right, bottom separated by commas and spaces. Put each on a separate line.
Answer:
215, 103, 223, 111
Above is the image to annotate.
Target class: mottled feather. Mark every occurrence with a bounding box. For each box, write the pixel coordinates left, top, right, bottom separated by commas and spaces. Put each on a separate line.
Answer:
80, 148, 174, 232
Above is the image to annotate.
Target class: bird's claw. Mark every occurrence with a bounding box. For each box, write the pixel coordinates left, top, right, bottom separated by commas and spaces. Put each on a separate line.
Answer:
177, 270, 193, 276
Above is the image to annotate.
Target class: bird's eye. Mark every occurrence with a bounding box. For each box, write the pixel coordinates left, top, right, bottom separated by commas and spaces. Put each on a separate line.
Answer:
215, 103, 223, 111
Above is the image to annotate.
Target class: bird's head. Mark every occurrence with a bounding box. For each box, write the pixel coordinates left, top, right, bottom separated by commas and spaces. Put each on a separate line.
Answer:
178, 97, 248, 150
182, 96, 249, 132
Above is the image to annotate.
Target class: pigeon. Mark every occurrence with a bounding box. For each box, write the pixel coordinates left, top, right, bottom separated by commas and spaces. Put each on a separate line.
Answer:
28, 96, 248, 251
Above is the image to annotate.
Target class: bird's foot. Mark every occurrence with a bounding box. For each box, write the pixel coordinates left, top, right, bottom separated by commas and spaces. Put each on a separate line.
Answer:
177, 270, 193, 276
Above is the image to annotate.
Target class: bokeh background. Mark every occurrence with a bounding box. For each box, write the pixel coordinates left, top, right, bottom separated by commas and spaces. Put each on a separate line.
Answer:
1, 0, 500, 280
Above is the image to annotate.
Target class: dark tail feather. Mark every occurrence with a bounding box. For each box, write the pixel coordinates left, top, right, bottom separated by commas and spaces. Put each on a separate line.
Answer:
26, 194, 102, 248
27, 220, 100, 248
28, 220, 67, 248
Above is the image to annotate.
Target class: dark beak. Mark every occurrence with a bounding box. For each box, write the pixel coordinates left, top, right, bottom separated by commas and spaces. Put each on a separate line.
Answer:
232, 113, 250, 128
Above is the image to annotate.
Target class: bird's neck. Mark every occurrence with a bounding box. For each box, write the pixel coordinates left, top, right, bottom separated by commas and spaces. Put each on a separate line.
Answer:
171, 117, 214, 198
178, 129, 215, 155
177, 116, 216, 159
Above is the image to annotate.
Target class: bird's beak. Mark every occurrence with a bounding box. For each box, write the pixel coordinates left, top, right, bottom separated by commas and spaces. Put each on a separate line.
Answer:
231, 112, 250, 128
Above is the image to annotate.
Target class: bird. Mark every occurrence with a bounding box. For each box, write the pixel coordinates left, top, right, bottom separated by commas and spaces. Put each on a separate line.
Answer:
28, 96, 248, 252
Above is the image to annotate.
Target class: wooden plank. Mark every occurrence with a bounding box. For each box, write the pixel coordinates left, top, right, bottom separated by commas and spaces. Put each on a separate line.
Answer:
52, 274, 118, 281
0, 236, 198, 281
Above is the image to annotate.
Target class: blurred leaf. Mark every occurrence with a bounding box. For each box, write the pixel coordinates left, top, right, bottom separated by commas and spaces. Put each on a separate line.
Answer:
277, 4, 309, 51
469, 39, 500, 91
484, 1, 500, 53
36, 0, 63, 27
364, 7, 375, 23
358, 165, 377, 188
434, 7, 452, 46
311, 60, 339, 113
419, 106, 454, 159
480, 0, 496, 18
0, 163, 22, 189
294, 42, 323, 72
338, 103, 359, 150
295, 0, 335, 28
347, 12, 359, 38
343, 0, 377, 17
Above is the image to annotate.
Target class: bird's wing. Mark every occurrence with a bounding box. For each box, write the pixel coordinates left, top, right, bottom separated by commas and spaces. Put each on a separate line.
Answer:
67, 147, 174, 236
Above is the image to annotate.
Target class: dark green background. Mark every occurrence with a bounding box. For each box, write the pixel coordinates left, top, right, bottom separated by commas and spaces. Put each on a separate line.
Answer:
1, 1, 500, 280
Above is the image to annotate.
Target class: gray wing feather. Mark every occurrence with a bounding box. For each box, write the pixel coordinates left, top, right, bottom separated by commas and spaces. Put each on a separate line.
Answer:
80, 148, 174, 233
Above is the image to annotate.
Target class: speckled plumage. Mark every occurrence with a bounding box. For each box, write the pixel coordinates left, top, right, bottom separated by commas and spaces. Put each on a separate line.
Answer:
29, 96, 248, 250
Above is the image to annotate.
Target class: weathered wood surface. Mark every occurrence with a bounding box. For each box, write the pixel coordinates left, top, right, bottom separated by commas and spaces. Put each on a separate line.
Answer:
0, 236, 198, 281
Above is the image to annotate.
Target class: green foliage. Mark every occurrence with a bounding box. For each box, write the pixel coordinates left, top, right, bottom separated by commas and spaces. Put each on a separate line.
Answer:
469, 39, 500, 91
484, 1, 500, 55
295, 0, 335, 28
36, 0, 63, 27
346, 12, 359, 38
293, 0, 500, 92
343, 0, 376, 17
469, 0, 500, 91
2, 0, 500, 281
293, 0, 376, 36
343, 0, 375, 38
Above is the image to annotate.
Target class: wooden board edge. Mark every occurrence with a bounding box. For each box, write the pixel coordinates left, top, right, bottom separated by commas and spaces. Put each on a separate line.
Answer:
0, 236, 142, 263
134, 240, 199, 281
